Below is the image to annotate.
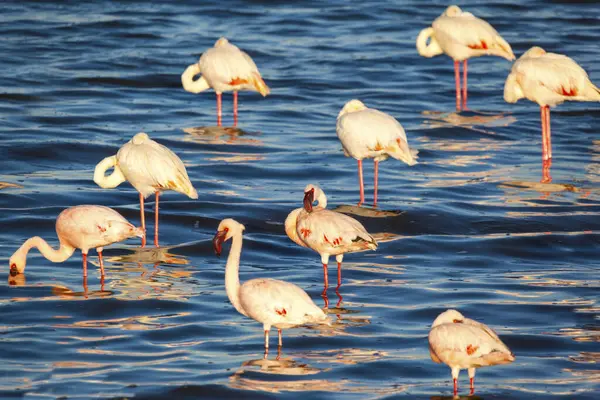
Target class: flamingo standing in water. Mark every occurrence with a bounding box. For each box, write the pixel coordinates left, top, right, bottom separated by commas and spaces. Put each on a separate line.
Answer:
429, 309, 515, 396
504, 46, 600, 182
213, 218, 330, 354
94, 132, 198, 247
9, 205, 144, 277
337, 99, 418, 207
285, 184, 377, 293
417, 5, 515, 111
181, 37, 270, 126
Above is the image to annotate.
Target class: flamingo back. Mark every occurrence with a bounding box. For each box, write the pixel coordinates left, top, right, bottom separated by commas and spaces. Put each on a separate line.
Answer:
285, 208, 309, 248
116, 133, 198, 199
429, 318, 514, 370
239, 278, 328, 329
337, 108, 417, 165
296, 208, 377, 257
56, 205, 143, 251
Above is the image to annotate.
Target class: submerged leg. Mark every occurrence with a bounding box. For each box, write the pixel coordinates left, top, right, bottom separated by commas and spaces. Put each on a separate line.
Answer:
541, 106, 549, 161
139, 193, 146, 247
357, 159, 365, 206
154, 192, 160, 248
545, 106, 552, 159
468, 368, 476, 395
462, 59, 468, 110
454, 60, 461, 111
233, 91, 238, 126
98, 248, 105, 276
264, 329, 269, 349
373, 159, 379, 207
216, 93, 222, 126
82, 252, 88, 278
322, 263, 329, 288
278, 329, 282, 347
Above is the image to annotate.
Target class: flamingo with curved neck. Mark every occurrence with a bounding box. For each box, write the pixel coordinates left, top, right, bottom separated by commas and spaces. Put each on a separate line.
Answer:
9, 205, 143, 278
213, 218, 329, 354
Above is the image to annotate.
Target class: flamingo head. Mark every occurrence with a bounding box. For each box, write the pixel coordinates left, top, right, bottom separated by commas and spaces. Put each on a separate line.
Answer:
8, 253, 26, 276
215, 37, 230, 47
338, 99, 367, 118
213, 218, 245, 256
431, 309, 465, 328
132, 132, 150, 145
522, 46, 546, 59
444, 5, 462, 17
303, 184, 326, 212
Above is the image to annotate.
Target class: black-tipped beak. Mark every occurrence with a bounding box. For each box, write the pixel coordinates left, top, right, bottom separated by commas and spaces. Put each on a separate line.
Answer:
212, 230, 227, 256
10, 264, 18, 277
303, 188, 315, 212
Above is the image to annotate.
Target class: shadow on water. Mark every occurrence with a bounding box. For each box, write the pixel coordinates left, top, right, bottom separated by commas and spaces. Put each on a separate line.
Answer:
182, 126, 263, 146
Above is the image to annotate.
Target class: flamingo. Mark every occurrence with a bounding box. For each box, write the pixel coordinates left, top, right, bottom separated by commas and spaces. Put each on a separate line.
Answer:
504, 46, 600, 181
285, 184, 377, 293
213, 218, 330, 354
336, 99, 418, 207
9, 205, 144, 278
94, 132, 198, 248
417, 5, 515, 111
181, 37, 270, 126
429, 309, 515, 396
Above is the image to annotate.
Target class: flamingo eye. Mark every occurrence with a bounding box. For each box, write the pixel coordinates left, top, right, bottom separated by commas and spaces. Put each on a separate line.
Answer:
453, 319, 462, 323
224, 227, 229, 232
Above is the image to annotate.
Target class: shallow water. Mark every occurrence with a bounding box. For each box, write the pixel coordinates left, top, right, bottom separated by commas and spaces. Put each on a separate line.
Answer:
1, 1, 599, 399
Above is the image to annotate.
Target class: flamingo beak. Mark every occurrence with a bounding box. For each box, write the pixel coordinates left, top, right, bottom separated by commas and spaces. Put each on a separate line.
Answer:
212, 230, 227, 256
10, 264, 18, 277
303, 188, 315, 212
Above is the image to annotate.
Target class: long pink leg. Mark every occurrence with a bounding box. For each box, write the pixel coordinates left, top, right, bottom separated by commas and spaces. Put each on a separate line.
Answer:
470, 377, 475, 395
337, 261, 342, 287
154, 192, 160, 247
454, 60, 461, 111
233, 91, 238, 126
322, 263, 329, 288
98, 250, 105, 276
541, 106, 549, 161
216, 93, 222, 126
373, 159, 379, 207
453, 378, 458, 396
278, 328, 282, 347
545, 106, 552, 159
357, 159, 365, 206
462, 60, 468, 110
82, 253, 88, 278
139, 193, 146, 247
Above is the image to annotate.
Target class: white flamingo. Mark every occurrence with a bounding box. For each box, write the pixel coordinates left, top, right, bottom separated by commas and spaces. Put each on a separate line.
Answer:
213, 218, 330, 353
285, 184, 377, 291
417, 5, 515, 111
504, 46, 600, 175
181, 37, 270, 126
429, 309, 515, 396
337, 99, 418, 206
9, 205, 144, 277
94, 132, 198, 247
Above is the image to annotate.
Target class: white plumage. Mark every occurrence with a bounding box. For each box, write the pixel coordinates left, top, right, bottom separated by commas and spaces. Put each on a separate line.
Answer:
94, 132, 198, 247
285, 184, 377, 289
213, 218, 329, 352
181, 37, 270, 126
504, 46, 600, 164
417, 5, 515, 110
336, 99, 418, 206
429, 309, 515, 395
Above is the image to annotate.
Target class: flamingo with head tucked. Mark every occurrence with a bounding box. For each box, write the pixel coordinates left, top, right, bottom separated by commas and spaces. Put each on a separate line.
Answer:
213, 218, 330, 354
337, 99, 418, 207
9, 205, 144, 278
94, 132, 198, 248
429, 309, 515, 396
417, 5, 515, 111
285, 184, 377, 292
181, 37, 270, 126
504, 46, 600, 181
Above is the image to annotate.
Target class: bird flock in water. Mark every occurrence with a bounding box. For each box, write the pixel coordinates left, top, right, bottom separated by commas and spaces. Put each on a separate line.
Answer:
7, 5, 600, 396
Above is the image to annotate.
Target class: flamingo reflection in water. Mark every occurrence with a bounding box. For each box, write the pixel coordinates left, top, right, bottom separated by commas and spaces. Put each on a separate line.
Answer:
429, 309, 515, 396
213, 218, 330, 357
8, 205, 143, 280
181, 37, 270, 126
285, 184, 377, 302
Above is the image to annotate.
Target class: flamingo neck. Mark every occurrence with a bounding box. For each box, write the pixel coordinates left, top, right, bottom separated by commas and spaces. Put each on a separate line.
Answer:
225, 232, 245, 316
316, 192, 327, 209
181, 64, 210, 94
93, 155, 126, 189
416, 27, 443, 58
13, 237, 75, 272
